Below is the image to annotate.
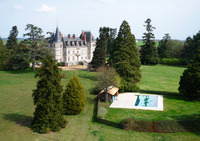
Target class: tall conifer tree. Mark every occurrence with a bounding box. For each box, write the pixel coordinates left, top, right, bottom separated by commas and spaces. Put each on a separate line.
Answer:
158, 33, 171, 58
0, 37, 9, 70
182, 31, 200, 63
6, 25, 18, 55
179, 49, 200, 100
90, 27, 107, 70
31, 54, 66, 133
23, 24, 47, 71
110, 20, 141, 83
140, 18, 159, 65
63, 72, 86, 115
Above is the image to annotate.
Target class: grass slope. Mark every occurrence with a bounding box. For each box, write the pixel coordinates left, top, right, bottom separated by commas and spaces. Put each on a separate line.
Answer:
0, 66, 199, 141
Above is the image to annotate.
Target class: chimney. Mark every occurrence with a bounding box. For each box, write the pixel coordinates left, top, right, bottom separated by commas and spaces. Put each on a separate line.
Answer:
68, 34, 71, 39
60, 33, 62, 40
73, 34, 76, 39
83, 34, 86, 41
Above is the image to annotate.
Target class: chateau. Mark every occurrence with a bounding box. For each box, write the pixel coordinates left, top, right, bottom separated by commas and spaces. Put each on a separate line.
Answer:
49, 26, 96, 66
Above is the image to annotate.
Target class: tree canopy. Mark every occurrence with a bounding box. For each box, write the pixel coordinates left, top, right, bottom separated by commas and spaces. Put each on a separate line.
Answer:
0, 37, 9, 70
182, 31, 200, 63
23, 24, 48, 71
90, 27, 108, 70
109, 20, 141, 83
158, 33, 171, 58
95, 66, 121, 95
6, 25, 18, 54
179, 49, 200, 100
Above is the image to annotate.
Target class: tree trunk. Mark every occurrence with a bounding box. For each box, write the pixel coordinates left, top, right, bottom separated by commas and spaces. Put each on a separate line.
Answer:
32, 58, 35, 72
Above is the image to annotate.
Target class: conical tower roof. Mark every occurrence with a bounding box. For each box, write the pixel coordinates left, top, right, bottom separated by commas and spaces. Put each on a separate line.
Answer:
53, 26, 61, 43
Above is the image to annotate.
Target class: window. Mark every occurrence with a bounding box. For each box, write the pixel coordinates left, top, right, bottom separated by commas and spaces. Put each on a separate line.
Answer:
73, 57, 75, 61
73, 51, 75, 54
68, 58, 70, 61
81, 57, 83, 60
68, 50, 70, 54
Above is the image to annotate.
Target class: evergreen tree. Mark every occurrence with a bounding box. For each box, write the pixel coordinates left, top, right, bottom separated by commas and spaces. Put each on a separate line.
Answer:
6, 25, 18, 55
0, 37, 5, 47
106, 28, 117, 57
182, 31, 200, 63
5, 48, 30, 70
0, 37, 9, 70
90, 27, 107, 70
31, 54, 66, 133
23, 24, 47, 71
110, 20, 141, 83
63, 72, 86, 115
140, 18, 159, 65
179, 49, 200, 100
158, 33, 171, 58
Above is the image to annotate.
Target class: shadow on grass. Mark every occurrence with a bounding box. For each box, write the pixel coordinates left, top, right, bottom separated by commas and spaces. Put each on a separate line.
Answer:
78, 74, 97, 81
172, 114, 200, 136
5, 67, 36, 74
140, 89, 195, 101
140, 89, 180, 96
3, 113, 33, 128
92, 99, 122, 129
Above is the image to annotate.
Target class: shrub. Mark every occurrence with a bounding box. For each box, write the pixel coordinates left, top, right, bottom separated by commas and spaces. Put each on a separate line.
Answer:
57, 62, 62, 66
161, 58, 186, 66
78, 61, 84, 65
119, 79, 140, 92
63, 72, 86, 115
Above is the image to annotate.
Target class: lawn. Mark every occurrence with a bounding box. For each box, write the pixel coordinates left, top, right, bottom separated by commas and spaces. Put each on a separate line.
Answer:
0, 66, 200, 141
100, 65, 200, 130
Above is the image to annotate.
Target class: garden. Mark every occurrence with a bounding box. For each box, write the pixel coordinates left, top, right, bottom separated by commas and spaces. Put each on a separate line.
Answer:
0, 65, 200, 140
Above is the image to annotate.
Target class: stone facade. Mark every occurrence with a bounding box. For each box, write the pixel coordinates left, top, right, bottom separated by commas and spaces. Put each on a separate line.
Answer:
50, 27, 96, 66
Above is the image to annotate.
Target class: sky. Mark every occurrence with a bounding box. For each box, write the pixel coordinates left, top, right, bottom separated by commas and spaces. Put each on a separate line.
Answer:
0, 0, 200, 40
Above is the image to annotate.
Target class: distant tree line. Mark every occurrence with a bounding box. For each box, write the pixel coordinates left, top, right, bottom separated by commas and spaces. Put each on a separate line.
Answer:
0, 24, 50, 71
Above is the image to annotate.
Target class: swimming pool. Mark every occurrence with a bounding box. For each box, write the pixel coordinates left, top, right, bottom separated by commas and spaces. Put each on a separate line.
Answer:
109, 93, 163, 111
135, 95, 158, 107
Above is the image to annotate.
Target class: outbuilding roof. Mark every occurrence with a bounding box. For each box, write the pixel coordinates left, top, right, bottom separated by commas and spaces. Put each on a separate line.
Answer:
99, 86, 119, 96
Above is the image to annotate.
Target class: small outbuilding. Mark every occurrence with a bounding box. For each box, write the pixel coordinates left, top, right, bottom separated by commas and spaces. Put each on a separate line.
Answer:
98, 86, 119, 102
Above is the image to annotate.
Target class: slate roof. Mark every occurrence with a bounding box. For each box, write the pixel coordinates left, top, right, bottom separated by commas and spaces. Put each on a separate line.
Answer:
79, 31, 95, 42
53, 26, 61, 43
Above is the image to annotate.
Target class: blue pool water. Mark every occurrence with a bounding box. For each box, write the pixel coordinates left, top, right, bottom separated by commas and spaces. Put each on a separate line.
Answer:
135, 95, 158, 107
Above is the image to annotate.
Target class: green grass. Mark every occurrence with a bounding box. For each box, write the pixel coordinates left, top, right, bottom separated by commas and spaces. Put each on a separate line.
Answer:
101, 65, 200, 123
0, 66, 200, 141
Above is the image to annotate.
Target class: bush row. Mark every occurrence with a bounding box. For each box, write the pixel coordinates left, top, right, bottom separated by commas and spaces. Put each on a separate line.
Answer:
121, 118, 200, 133
160, 58, 188, 66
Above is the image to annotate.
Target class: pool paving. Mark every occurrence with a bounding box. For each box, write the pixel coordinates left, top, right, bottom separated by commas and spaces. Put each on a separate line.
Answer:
109, 93, 163, 111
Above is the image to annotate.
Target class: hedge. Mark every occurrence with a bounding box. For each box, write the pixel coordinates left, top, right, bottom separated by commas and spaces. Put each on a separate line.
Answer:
161, 58, 187, 66
121, 118, 200, 133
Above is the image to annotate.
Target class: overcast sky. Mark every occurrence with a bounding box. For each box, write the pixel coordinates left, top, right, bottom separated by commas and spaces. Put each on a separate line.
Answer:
0, 0, 200, 40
